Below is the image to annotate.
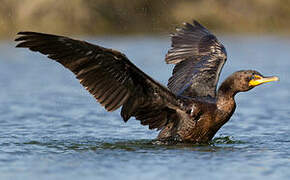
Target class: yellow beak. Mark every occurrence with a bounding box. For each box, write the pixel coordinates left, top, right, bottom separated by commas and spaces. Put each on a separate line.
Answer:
249, 76, 279, 86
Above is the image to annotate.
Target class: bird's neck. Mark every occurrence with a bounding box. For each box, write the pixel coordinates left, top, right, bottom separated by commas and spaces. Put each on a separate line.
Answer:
217, 77, 237, 114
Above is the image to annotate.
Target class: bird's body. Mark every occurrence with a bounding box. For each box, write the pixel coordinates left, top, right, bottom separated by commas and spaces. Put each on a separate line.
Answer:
157, 72, 237, 143
15, 21, 278, 144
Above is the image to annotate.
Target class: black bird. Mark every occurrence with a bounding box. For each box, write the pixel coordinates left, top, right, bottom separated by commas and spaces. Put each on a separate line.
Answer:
15, 21, 279, 143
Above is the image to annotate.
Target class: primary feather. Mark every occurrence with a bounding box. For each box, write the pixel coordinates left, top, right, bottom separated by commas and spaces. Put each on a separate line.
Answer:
15, 31, 181, 130
166, 21, 227, 98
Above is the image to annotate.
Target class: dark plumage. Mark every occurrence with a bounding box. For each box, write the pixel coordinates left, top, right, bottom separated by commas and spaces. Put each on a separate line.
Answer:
15, 20, 279, 143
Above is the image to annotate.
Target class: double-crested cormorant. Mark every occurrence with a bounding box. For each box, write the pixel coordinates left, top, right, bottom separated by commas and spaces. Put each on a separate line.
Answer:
15, 21, 278, 143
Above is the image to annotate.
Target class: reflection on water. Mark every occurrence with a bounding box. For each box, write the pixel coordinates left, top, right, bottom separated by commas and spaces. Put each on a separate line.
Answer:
20, 136, 243, 152
0, 35, 290, 180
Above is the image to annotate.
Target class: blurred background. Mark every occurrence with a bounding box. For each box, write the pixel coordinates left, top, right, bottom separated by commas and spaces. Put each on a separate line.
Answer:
1, 0, 290, 38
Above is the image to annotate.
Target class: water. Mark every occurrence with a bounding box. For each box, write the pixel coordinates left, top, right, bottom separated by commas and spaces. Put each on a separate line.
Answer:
0, 35, 289, 180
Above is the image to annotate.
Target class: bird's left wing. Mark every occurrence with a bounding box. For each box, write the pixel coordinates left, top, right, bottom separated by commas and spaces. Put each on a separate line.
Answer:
15, 32, 182, 130
166, 21, 227, 98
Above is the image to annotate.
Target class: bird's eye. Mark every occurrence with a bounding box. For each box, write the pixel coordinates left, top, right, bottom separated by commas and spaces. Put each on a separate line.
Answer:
250, 75, 262, 81
248, 75, 257, 82
250, 75, 255, 80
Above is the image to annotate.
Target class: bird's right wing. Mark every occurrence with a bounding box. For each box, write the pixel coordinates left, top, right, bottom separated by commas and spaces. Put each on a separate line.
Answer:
15, 32, 183, 130
166, 21, 227, 98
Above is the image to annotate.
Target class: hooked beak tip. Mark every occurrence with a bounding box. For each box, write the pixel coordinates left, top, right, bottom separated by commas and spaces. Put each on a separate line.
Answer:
264, 76, 279, 83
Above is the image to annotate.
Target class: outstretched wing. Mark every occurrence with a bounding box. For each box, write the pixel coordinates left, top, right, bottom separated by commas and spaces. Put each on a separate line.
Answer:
15, 32, 181, 130
166, 20, 227, 98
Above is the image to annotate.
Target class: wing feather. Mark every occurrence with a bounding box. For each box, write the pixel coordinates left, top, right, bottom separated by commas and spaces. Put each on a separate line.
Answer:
166, 20, 227, 98
15, 31, 181, 130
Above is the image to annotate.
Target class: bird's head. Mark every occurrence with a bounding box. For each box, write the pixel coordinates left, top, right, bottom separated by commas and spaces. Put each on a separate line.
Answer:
231, 70, 279, 92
